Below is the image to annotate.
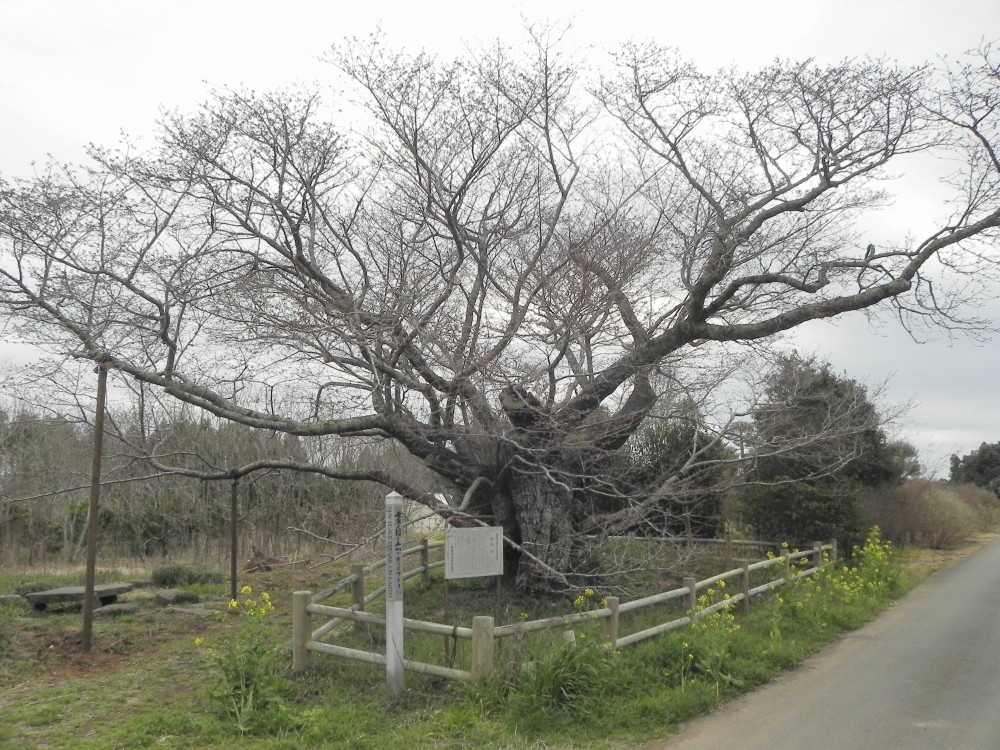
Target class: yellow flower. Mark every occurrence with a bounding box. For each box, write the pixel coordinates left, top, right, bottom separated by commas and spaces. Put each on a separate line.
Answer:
584, 588, 596, 598
240, 585, 253, 595
194, 637, 205, 647
228, 599, 239, 609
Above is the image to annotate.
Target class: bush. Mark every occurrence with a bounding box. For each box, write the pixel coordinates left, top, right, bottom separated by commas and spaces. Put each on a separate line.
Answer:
919, 490, 978, 548
863, 480, 983, 549
740, 480, 867, 552
151, 564, 225, 588
950, 483, 1000, 530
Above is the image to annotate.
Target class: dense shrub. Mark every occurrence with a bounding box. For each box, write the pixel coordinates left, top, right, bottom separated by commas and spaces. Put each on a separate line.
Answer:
950, 483, 1000, 530
151, 564, 225, 588
740, 480, 867, 552
862, 480, 993, 549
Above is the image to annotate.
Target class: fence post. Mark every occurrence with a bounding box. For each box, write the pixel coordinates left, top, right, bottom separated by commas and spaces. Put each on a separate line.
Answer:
683, 576, 698, 617
471, 615, 495, 681
740, 562, 751, 613
420, 538, 431, 585
781, 549, 791, 584
812, 542, 823, 571
603, 596, 620, 647
351, 565, 365, 612
292, 590, 312, 672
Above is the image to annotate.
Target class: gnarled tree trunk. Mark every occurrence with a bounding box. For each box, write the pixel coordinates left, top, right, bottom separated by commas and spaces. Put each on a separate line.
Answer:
483, 443, 583, 592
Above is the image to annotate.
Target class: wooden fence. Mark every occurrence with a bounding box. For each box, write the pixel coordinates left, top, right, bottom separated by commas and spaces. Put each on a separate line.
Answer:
291, 538, 836, 681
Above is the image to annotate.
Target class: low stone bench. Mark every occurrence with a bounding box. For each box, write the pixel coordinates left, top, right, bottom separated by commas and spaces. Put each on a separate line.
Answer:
24, 583, 134, 611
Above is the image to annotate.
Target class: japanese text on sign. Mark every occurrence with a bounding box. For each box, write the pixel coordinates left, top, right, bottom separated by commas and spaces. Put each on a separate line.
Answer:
385, 501, 404, 600
445, 526, 503, 580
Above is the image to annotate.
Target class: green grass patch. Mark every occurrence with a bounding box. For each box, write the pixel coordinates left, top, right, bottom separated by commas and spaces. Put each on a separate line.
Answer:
0, 529, 916, 748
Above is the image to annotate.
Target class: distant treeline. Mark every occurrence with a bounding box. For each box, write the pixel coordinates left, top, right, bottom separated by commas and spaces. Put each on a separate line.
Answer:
0, 408, 434, 566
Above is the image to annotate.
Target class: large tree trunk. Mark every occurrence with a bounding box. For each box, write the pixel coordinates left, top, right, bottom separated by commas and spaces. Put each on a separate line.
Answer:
490, 454, 580, 592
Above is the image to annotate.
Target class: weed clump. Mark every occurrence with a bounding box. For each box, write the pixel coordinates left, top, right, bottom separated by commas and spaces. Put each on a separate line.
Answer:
151, 564, 225, 588
195, 585, 291, 735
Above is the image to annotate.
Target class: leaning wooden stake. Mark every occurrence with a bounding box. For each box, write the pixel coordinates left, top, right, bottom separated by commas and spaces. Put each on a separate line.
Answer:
229, 477, 240, 602
351, 565, 366, 612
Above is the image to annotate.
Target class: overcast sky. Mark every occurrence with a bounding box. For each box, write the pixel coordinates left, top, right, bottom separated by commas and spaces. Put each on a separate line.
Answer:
1, 0, 998, 475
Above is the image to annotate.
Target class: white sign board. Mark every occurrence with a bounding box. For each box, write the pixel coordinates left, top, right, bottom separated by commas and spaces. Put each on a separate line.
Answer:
445, 526, 504, 580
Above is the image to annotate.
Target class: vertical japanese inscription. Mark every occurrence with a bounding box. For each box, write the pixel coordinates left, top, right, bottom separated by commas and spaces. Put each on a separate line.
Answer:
385, 496, 404, 601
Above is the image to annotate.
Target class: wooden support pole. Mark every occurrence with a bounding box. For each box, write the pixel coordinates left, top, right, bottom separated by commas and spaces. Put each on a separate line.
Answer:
812, 542, 823, 571
603, 596, 620, 647
292, 590, 312, 672
419, 538, 430, 585
471, 615, 495, 681
82, 362, 110, 653
229, 478, 239, 602
351, 565, 365, 612
781, 549, 791, 583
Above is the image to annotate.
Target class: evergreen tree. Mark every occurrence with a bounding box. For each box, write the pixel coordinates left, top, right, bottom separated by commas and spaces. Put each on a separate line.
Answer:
742, 354, 901, 550
950, 442, 1000, 497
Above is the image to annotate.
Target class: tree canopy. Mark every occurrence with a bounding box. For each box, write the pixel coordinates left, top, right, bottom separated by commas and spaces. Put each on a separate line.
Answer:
951, 442, 1000, 497
2, 35, 999, 589
740, 354, 911, 549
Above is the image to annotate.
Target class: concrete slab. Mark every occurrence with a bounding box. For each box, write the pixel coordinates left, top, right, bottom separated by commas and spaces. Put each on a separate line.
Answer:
24, 583, 134, 611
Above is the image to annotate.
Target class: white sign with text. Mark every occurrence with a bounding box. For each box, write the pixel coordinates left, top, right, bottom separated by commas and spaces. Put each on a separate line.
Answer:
444, 526, 504, 579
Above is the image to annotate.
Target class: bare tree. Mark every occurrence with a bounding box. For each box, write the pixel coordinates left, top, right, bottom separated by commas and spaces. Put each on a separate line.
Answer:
1, 36, 998, 590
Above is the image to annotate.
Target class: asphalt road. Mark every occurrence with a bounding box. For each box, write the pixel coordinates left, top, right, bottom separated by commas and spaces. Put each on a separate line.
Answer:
644, 537, 1000, 750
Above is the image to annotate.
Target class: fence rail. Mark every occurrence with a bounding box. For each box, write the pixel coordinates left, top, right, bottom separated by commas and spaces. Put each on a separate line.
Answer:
292, 538, 836, 682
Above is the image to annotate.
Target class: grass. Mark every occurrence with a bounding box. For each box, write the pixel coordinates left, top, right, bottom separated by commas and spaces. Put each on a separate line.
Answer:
0, 530, 957, 749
